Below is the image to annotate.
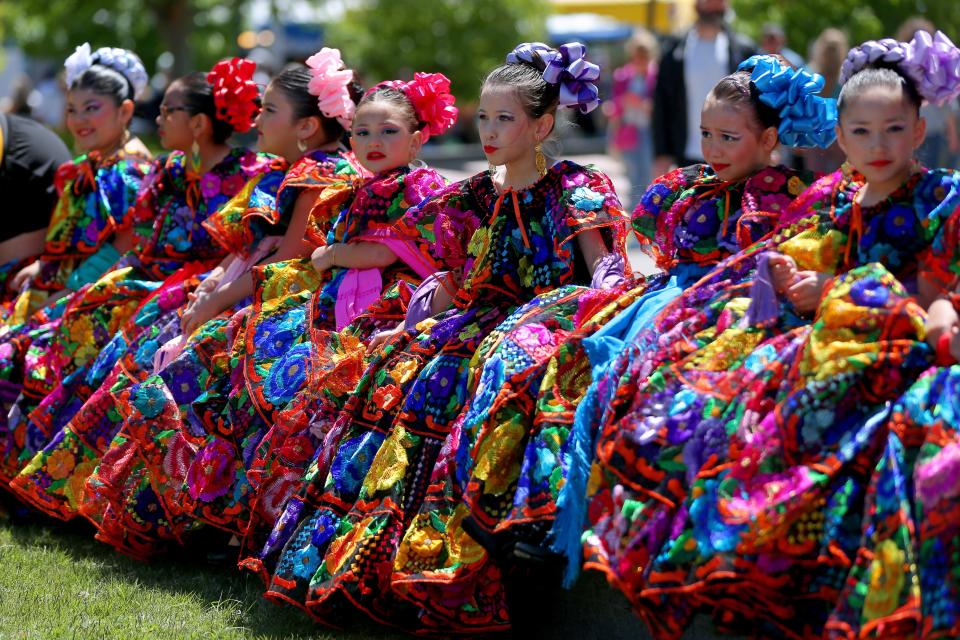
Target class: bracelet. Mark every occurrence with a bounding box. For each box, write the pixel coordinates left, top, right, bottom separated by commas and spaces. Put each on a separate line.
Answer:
935, 331, 957, 367
331, 244, 338, 268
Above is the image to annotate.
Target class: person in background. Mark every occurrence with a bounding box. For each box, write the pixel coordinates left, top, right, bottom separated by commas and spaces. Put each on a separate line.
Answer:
802, 27, 849, 174
898, 16, 959, 169
651, 0, 755, 176
606, 28, 658, 208
759, 22, 803, 68
0, 112, 72, 285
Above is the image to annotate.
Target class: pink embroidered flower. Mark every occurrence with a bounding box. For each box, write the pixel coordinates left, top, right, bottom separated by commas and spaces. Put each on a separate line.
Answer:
200, 173, 221, 198
512, 323, 556, 359
221, 173, 247, 196
753, 168, 786, 192
403, 169, 444, 207
370, 175, 401, 199
760, 192, 793, 214
916, 442, 960, 510
186, 437, 237, 502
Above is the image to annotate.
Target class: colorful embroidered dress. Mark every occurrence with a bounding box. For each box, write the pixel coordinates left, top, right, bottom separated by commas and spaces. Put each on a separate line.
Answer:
380, 164, 814, 632
7, 150, 356, 522
252, 161, 628, 630
0, 148, 151, 481
585, 167, 960, 637
82, 166, 447, 559
824, 350, 960, 639
0, 149, 278, 485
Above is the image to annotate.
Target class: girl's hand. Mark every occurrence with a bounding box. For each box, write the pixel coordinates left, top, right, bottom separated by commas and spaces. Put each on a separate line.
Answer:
181, 290, 223, 337
768, 253, 799, 294
367, 322, 404, 354
785, 271, 832, 314
311, 244, 337, 274
10, 261, 41, 291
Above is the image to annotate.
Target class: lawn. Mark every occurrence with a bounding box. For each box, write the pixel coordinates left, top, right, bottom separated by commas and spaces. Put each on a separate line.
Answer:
0, 502, 714, 640
0, 511, 402, 640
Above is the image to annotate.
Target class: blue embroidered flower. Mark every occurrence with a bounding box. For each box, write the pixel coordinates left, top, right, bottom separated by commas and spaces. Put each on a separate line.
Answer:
571, 186, 604, 211
290, 543, 322, 580
263, 343, 310, 404
257, 307, 306, 359
640, 183, 672, 213
331, 432, 384, 497
309, 512, 338, 549
133, 382, 167, 419
850, 277, 890, 308
882, 205, 917, 240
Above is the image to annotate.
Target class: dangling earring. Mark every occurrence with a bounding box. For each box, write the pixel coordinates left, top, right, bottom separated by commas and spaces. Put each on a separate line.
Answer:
535, 141, 547, 177
190, 139, 201, 175
297, 138, 308, 153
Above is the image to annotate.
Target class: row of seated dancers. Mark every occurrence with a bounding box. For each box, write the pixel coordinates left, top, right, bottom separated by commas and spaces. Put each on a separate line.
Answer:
0, 32, 959, 639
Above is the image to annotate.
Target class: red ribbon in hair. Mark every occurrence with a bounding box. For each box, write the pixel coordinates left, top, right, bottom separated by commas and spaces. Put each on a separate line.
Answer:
207, 58, 260, 133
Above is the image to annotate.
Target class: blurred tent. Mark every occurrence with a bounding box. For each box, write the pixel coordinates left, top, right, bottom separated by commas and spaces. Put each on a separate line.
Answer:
549, 0, 696, 33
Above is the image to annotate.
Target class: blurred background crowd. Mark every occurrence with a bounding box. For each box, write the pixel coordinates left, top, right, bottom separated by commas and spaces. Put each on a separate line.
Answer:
2, 0, 958, 208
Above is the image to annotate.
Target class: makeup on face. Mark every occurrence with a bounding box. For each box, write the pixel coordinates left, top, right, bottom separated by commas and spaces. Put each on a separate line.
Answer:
66, 88, 128, 154
699, 99, 773, 182
350, 101, 420, 173
837, 86, 924, 196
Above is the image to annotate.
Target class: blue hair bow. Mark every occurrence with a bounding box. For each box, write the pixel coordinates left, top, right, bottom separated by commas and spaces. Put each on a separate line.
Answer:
738, 55, 838, 148
508, 42, 602, 114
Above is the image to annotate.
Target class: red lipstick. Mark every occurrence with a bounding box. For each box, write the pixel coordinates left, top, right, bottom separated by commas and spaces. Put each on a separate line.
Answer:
366, 151, 385, 161
483, 145, 498, 154
712, 163, 730, 172
867, 159, 892, 168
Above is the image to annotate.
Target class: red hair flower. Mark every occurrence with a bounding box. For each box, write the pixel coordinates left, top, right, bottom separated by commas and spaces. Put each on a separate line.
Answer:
207, 57, 260, 133
403, 72, 458, 142
372, 72, 458, 142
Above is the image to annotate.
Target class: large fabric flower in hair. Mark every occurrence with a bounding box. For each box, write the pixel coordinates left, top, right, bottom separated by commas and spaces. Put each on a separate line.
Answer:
207, 57, 260, 133
64, 43, 94, 89
903, 30, 960, 106
739, 55, 837, 148
542, 42, 601, 114
305, 47, 355, 128
402, 72, 459, 142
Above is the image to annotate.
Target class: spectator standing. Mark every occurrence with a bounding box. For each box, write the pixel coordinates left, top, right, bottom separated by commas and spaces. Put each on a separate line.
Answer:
652, 0, 755, 175
607, 28, 658, 207
760, 23, 804, 68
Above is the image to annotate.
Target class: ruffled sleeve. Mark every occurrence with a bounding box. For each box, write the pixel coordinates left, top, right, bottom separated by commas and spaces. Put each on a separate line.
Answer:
305, 180, 357, 248
201, 167, 286, 256
392, 174, 479, 277
630, 164, 702, 270
555, 163, 630, 252
42, 152, 151, 260
915, 169, 960, 293
244, 150, 359, 240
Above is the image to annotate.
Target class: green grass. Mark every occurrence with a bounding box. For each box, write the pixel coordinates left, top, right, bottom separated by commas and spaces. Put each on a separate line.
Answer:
0, 513, 403, 640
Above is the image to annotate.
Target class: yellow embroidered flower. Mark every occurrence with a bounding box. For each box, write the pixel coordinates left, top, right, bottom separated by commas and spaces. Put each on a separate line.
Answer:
64, 459, 99, 508
389, 359, 418, 385
787, 175, 805, 196
363, 428, 411, 494
467, 226, 490, 259
863, 539, 907, 620
46, 449, 77, 481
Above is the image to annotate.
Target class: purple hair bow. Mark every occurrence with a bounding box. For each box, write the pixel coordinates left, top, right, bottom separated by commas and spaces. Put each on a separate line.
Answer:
905, 30, 960, 106
840, 31, 960, 106
508, 42, 602, 114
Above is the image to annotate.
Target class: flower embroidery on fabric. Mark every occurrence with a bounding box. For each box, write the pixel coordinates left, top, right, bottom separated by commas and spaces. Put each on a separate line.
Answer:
571, 186, 604, 211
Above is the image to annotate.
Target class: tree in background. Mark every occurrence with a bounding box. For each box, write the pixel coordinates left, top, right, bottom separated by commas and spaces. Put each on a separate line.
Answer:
328, 0, 547, 104
0, 0, 249, 76
733, 0, 960, 63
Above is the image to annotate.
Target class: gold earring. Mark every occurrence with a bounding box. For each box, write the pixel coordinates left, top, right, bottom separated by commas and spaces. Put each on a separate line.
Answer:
297, 138, 308, 153
535, 141, 547, 177
190, 139, 201, 174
